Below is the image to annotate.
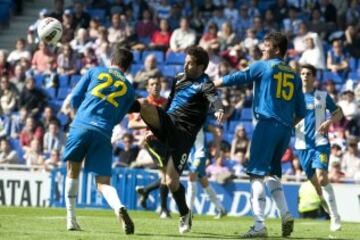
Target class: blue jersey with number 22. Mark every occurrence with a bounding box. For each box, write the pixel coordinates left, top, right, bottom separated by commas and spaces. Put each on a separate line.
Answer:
223, 59, 306, 127
70, 66, 135, 139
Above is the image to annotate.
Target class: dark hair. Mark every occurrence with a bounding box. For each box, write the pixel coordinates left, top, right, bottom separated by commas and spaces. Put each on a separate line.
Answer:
186, 46, 209, 71
300, 64, 316, 76
111, 47, 133, 72
264, 32, 288, 57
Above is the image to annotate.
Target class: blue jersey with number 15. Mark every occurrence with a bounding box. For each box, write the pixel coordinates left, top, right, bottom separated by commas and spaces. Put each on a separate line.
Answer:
70, 66, 135, 139
223, 59, 306, 127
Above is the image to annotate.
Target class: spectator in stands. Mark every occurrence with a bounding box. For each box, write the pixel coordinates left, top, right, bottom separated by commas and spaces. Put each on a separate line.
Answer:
327, 40, 349, 78
79, 47, 98, 74
43, 120, 65, 155
229, 151, 247, 178
88, 17, 101, 40
7, 107, 28, 139
324, 80, 338, 102
328, 158, 345, 183
218, 22, 237, 51
223, 0, 239, 28
169, 17, 196, 52
134, 54, 162, 89
341, 136, 360, 181
235, 5, 252, 39
19, 77, 47, 117
49, 0, 64, 21
0, 138, 19, 164
72, 0, 91, 29
0, 75, 18, 115
241, 28, 259, 51
24, 138, 45, 168
205, 47, 221, 80
199, 22, 220, 51
344, 24, 360, 59
299, 33, 326, 70
113, 133, 139, 168
206, 150, 232, 184
308, 8, 329, 39
57, 43, 77, 76
7, 38, 31, 65
210, 6, 227, 31
93, 26, 109, 51
270, 0, 289, 25
282, 6, 302, 36
9, 64, 26, 92
154, 0, 171, 19
135, 9, 157, 45
199, 0, 216, 23
107, 13, 128, 45
70, 28, 93, 55
263, 9, 279, 32
44, 149, 62, 171
61, 9, 75, 44
31, 41, 55, 74
0, 49, 11, 76
41, 106, 57, 130
345, 0, 360, 26
292, 22, 309, 55
20, 116, 43, 151
252, 16, 266, 40
338, 90, 357, 121
230, 125, 249, 160
316, 0, 337, 25
42, 57, 58, 89
97, 42, 111, 67
213, 60, 233, 83
150, 19, 171, 51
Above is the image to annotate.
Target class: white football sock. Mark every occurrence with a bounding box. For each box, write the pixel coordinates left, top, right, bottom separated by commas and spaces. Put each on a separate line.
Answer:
204, 186, 223, 211
266, 176, 289, 218
321, 184, 339, 219
251, 178, 266, 231
100, 185, 124, 215
187, 181, 197, 211
65, 177, 78, 219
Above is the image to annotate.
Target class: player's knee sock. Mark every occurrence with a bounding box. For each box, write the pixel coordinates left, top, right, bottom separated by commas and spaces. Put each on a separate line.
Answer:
65, 177, 78, 219
321, 184, 339, 219
266, 176, 289, 218
204, 186, 223, 211
172, 183, 189, 216
251, 178, 266, 231
101, 185, 124, 214
159, 184, 169, 211
144, 179, 161, 194
187, 181, 197, 211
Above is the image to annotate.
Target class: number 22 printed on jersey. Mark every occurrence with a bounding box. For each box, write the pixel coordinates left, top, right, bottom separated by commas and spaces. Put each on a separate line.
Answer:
91, 73, 127, 107
273, 72, 294, 101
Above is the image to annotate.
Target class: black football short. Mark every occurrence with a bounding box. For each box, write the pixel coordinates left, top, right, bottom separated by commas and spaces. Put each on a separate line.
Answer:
142, 107, 194, 174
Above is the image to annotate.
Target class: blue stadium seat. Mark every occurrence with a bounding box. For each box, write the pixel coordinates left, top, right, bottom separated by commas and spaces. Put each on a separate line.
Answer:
227, 120, 241, 134
135, 90, 148, 98
223, 133, 234, 144
132, 51, 141, 63
131, 64, 143, 75
142, 50, 164, 64
58, 74, 69, 88
70, 74, 81, 87
57, 87, 70, 100
57, 112, 69, 127
0, 2, 11, 25
161, 65, 176, 77
205, 132, 214, 143
8, 138, 24, 164
323, 71, 343, 84
46, 88, 56, 99
166, 52, 186, 65
349, 57, 358, 72
34, 74, 45, 87
348, 71, 360, 80
240, 108, 252, 121
87, 8, 106, 21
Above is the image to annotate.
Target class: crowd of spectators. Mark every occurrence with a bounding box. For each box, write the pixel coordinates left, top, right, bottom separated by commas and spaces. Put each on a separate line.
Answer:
0, 0, 360, 183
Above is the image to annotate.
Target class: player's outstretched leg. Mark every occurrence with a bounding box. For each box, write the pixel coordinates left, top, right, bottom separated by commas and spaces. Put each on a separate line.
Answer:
266, 175, 294, 237
241, 177, 268, 239
159, 183, 171, 218
199, 176, 226, 219
65, 161, 81, 231
96, 177, 134, 235
136, 179, 161, 209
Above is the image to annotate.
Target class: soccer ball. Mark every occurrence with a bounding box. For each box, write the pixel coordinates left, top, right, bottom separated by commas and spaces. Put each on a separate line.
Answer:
37, 17, 63, 44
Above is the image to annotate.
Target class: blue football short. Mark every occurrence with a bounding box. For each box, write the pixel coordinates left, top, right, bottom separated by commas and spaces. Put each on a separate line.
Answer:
247, 119, 292, 178
296, 146, 330, 179
63, 127, 113, 176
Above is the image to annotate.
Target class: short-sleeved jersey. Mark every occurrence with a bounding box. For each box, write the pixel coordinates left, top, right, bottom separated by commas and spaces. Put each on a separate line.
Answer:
70, 66, 135, 139
166, 73, 222, 138
223, 59, 306, 127
295, 90, 338, 149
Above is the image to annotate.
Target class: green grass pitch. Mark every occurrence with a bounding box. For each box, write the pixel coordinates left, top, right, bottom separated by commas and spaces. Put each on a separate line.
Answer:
0, 207, 358, 239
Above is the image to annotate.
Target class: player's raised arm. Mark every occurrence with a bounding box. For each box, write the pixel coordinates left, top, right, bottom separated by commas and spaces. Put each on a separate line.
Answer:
202, 81, 224, 123
70, 70, 91, 111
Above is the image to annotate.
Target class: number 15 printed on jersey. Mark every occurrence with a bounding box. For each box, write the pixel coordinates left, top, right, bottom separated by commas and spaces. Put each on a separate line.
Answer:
273, 72, 294, 101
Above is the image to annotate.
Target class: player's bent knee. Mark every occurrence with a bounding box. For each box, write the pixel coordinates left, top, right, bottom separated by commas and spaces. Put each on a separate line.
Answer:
166, 178, 179, 192
317, 175, 329, 186
67, 161, 81, 179
95, 176, 111, 191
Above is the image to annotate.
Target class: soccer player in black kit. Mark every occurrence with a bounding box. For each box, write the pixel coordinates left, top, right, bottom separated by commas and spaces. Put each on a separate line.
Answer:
131, 46, 223, 233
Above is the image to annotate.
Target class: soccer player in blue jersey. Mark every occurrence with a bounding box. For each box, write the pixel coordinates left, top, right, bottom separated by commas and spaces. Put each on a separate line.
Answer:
295, 64, 343, 231
187, 123, 226, 219
214, 32, 306, 238
63, 48, 135, 234
132, 46, 224, 234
